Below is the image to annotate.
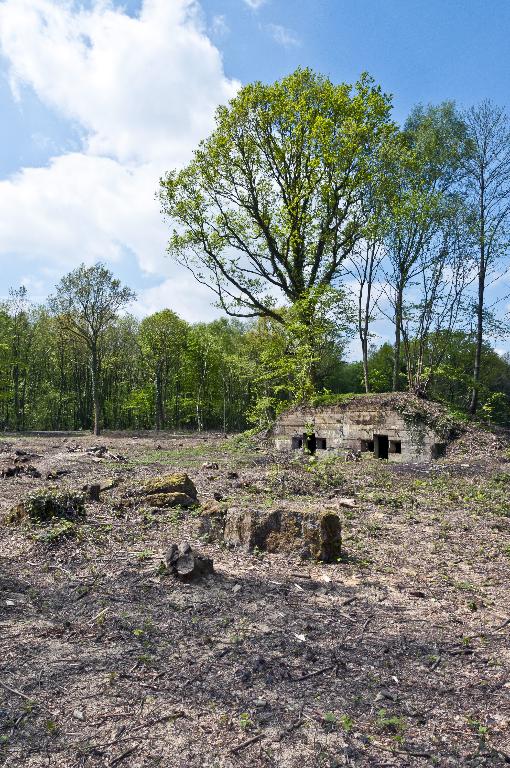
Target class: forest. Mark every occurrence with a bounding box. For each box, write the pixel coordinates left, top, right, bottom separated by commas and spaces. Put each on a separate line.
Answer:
1, 279, 509, 434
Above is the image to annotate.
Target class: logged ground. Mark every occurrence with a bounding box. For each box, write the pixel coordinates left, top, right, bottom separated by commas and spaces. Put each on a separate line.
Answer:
1, 426, 510, 768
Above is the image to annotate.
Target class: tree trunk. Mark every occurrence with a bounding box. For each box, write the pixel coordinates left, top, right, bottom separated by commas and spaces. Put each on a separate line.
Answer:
155, 363, 164, 431
360, 280, 372, 394
360, 242, 377, 394
469, 194, 486, 416
12, 363, 20, 432
392, 285, 404, 391
469, 269, 485, 415
90, 343, 101, 436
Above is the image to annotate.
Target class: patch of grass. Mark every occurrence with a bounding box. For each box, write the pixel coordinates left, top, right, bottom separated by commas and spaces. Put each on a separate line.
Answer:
339, 714, 354, 733
376, 709, 406, 735
32, 518, 79, 544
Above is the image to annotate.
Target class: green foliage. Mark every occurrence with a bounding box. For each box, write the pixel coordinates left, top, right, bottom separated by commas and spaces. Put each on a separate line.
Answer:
243, 287, 355, 426
32, 519, 78, 544
480, 392, 510, 426
376, 708, 406, 735
161, 68, 395, 321
238, 712, 253, 731
13, 487, 85, 523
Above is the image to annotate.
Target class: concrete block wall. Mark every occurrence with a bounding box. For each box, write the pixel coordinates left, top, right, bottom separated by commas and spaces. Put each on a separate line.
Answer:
274, 402, 445, 462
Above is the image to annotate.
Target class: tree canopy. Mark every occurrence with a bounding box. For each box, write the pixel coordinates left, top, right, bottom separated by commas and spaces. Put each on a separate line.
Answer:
160, 68, 395, 322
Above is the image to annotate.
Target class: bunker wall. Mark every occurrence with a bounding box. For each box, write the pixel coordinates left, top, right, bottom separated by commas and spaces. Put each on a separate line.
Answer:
274, 405, 442, 462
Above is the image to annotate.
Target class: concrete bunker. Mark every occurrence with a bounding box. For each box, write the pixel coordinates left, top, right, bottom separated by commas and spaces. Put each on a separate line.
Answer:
274, 394, 457, 464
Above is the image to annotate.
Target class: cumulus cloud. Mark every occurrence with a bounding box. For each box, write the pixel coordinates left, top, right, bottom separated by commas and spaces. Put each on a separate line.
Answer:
0, 0, 239, 315
0, 0, 237, 165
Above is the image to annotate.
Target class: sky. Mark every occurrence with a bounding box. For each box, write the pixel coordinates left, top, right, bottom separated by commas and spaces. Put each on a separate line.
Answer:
0, 0, 509, 333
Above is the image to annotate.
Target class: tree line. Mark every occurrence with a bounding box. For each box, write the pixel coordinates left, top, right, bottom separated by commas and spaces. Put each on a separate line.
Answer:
1, 264, 509, 435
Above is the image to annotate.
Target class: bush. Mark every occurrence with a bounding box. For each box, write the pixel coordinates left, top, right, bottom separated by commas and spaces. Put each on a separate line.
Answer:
9, 487, 86, 524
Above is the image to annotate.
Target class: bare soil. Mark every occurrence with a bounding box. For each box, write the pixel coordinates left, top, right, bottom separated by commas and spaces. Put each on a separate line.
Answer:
1, 428, 510, 768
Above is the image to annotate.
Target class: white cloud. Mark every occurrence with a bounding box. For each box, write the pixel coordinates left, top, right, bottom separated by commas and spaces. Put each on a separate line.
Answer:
243, 0, 267, 9
135, 277, 223, 323
0, 0, 239, 316
0, 0, 238, 165
267, 23, 300, 48
211, 14, 229, 38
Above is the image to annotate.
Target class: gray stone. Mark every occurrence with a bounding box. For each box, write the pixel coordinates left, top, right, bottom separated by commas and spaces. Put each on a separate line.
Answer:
222, 507, 342, 563
223, 508, 282, 551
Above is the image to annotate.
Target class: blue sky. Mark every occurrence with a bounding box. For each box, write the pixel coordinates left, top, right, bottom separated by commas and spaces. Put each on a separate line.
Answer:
0, 0, 509, 346
202, 0, 510, 119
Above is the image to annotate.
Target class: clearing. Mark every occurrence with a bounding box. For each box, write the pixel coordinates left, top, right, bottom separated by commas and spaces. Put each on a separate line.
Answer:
0, 427, 510, 767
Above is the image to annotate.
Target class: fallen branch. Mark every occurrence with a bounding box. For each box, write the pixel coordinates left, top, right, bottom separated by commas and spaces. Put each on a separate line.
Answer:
87, 607, 109, 625
110, 746, 139, 766
494, 617, 510, 632
229, 734, 262, 755
130, 712, 186, 734
371, 739, 432, 760
0, 680, 53, 714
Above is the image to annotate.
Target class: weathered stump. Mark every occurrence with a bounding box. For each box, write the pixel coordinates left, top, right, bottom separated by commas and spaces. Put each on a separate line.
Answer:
165, 542, 214, 579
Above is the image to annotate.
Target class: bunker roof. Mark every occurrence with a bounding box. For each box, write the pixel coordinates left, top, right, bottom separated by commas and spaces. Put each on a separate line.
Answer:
277, 392, 464, 442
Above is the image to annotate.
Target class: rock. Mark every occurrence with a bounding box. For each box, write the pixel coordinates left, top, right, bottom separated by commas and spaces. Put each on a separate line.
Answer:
82, 478, 117, 493
198, 500, 227, 540
137, 473, 197, 500
226, 471, 239, 479
126, 473, 198, 509
222, 506, 342, 563
146, 492, 196, 508
202, 462, 219, 470
336, 498, 356, 508
165, 541, 213, 580
213, 491, 223, 501
223, 508, 282, 551
302, 511, 342, 563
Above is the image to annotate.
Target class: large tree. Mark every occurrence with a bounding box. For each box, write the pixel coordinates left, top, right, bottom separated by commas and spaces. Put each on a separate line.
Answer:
381, 102, 470, 391
160, 68, 395, 329
49, 263, 135, 435
462, 101, 510, 414
138, 310, 188, 431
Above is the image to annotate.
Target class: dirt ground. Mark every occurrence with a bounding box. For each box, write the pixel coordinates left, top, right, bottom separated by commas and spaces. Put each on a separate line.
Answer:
1, 427, 510, 768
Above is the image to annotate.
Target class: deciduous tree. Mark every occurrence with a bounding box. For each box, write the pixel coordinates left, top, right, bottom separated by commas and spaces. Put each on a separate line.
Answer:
49, 263, 135, 435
